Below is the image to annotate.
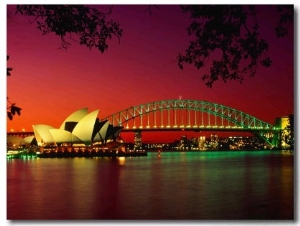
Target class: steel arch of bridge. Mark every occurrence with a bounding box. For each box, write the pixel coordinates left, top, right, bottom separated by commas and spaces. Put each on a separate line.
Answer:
101, 99, 279, 133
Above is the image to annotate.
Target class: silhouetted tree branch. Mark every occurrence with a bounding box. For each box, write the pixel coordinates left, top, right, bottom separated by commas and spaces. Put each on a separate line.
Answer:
15, 5, 123, 53
145, 5, 159, 16
178, 5, 293, 87
7, 98, 22, 120
7, 55, 13, 76
7, 55, 22, 120
13, 5, 293, 88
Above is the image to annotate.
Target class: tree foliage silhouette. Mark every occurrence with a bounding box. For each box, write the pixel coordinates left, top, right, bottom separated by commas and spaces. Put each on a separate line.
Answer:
15, 5, 123, 53
8, 5, 123, 120
7, 55, 13, 76
7, 100, 22, 121
13, 5, 293, 88
178, 5, 293, 87
7, 55, 22, 120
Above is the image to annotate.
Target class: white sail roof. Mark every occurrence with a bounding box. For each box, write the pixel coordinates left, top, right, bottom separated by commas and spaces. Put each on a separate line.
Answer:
59, 108, 88, 130
31, 108, 121, 147
32, 124, 55, 145
21, 135, 35, 146
72, 110, 99, 145
49, 129, 82, 144
7, 135, 23, 146
93, 120, 110, 142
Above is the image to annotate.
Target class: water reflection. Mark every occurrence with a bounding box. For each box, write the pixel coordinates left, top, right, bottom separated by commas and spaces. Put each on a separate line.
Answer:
7, 151, 294, 220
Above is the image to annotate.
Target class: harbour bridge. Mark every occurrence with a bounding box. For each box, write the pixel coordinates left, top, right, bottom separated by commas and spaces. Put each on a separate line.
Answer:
101, 99, 282, 148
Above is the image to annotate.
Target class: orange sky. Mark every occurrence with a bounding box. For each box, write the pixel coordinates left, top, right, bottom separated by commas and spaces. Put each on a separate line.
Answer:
6, 5, 294, 142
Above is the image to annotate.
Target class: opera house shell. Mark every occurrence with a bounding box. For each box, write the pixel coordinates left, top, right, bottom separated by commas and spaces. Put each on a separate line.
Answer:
7, 134, 35, 148
32, 108, 123, 147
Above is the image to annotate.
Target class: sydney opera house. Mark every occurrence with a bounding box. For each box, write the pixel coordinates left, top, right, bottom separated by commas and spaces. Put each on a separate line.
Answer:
7, 108, 123, 149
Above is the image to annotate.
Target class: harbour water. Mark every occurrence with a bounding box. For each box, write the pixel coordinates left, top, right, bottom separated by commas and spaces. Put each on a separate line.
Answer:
7, 150, 294, 220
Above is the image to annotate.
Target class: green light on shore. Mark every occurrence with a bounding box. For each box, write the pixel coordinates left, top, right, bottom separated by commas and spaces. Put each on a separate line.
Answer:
7, 153, 37, 159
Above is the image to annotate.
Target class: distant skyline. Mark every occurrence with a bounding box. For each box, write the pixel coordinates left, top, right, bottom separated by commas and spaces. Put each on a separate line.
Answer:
6, 5, 294, 142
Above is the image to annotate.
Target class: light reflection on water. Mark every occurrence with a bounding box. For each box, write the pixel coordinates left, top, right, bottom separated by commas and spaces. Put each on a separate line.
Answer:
7, 150, 294, 220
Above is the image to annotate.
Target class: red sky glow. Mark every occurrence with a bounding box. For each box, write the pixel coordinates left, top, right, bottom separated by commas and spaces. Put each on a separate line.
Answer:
6, 5, 294, 142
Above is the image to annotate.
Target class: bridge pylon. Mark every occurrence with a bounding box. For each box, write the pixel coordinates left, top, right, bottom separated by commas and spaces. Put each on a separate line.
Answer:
271, 130, 281, 148
253, 130, 281, 149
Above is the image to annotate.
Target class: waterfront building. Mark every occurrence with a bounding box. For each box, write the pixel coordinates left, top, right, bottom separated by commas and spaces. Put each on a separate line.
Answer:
198, 136, 206, 150
210, 133, 219, 149
274, 116, 292, 149
8, 108, 123, 149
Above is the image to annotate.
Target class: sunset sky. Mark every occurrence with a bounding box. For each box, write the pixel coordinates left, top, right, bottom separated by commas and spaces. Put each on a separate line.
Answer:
5, 4, 295, 142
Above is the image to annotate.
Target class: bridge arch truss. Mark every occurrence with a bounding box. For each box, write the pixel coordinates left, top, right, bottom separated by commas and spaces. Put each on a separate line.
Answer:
101, 99, 278, 133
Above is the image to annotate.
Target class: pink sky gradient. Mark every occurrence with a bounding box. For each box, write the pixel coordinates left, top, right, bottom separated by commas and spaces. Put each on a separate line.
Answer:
6, 5, 294, 142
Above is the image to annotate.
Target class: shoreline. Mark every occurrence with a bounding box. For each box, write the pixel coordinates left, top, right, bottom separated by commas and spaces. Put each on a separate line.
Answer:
7, 148, 292, 159
7, 149, 148, 159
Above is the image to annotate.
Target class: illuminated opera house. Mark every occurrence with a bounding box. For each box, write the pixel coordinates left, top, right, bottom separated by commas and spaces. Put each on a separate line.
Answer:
8, 108, 123, 149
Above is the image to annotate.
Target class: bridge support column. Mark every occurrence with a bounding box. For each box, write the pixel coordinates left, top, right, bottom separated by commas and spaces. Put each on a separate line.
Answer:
134, 130, 143, 151
271, 130, 282, 149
